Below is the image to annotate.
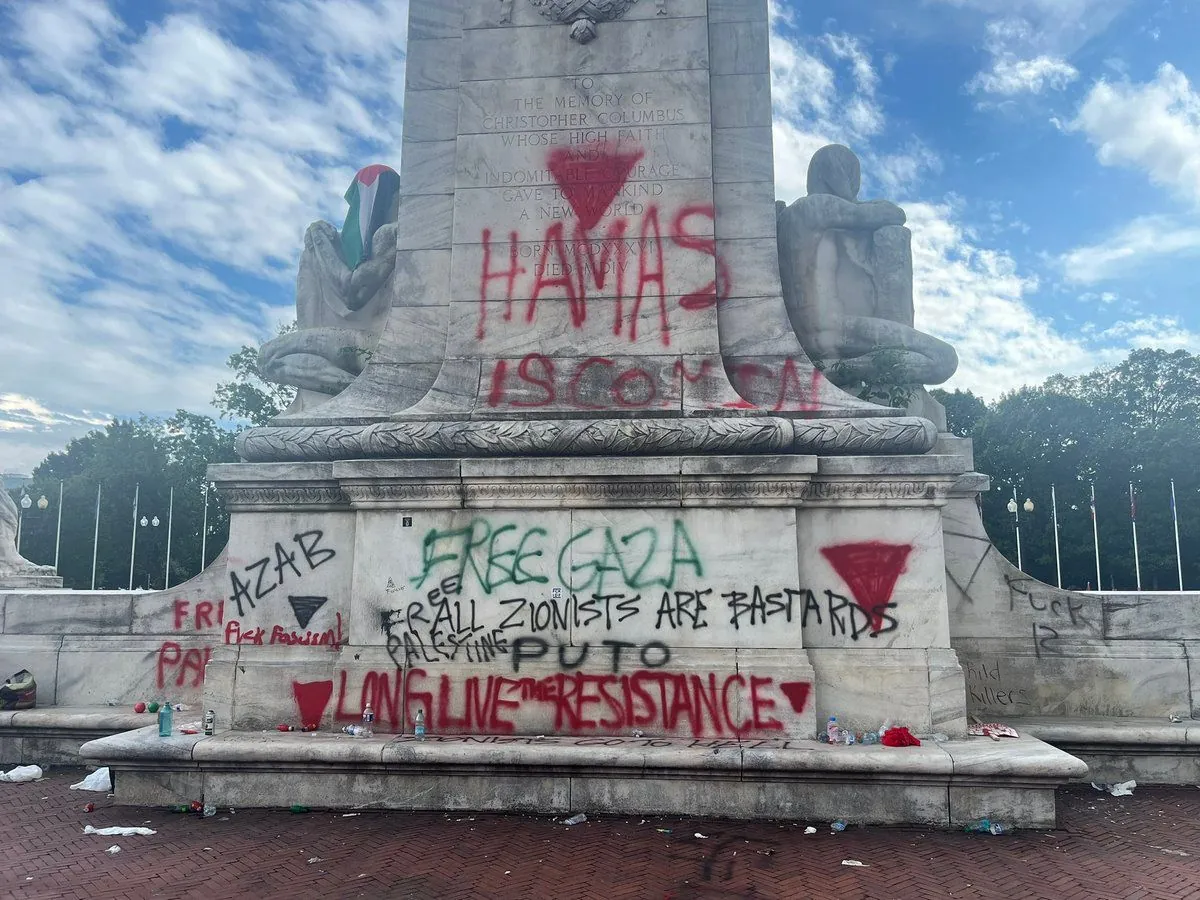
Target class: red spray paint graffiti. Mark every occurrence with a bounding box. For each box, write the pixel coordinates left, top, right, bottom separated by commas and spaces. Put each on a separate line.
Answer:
300, 668, 814, 738
546, 145, 645, 231
293, 680, 334, 730
820, 541, 913, 633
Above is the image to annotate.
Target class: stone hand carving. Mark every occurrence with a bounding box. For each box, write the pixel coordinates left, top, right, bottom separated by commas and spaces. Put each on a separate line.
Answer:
777, 145, 957, 392
529, 0, 641, 42
260, 165, 400, 411
0, 490, 54, 577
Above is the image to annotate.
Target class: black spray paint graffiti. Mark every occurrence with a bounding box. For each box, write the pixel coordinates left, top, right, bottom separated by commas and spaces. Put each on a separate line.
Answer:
381, 578, 901, 671
228, 530, 337, 618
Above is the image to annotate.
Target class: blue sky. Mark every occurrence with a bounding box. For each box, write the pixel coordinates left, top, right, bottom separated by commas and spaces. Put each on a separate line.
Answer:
1, 0, 1198, 472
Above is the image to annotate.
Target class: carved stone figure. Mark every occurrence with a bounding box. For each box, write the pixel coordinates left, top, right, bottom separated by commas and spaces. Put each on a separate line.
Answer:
0, 490, 55, 579
529, 0, 643, 42
260, 165, 400, 412
776, 145, 958, 395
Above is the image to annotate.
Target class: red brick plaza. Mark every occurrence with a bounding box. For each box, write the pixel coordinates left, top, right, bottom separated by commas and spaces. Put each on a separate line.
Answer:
2, 769, 1198, 899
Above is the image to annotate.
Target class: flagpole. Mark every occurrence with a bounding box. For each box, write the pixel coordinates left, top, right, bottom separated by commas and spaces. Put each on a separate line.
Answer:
53, 480, 63, 572
1090, 483, 1101, 591
164, 486, 174, 589
1050, 485, 1062, 587
1172, 479, 1183, 591
128, 482, 140, 591
91, 484, 101, 590
1130, 481, 1142, 591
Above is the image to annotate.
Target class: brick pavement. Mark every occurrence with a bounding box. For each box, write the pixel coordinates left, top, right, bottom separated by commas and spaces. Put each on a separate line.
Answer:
1, 769, 1198, 899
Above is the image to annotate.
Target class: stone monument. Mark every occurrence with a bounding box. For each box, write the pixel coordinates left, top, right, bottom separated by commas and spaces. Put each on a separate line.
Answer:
73, 0, 1088, 828
0, 489, 62, 589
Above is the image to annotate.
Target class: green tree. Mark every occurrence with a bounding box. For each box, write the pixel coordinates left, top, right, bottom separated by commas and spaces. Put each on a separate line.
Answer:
930, 388, 988, 438
212, 323, 296, 425
11, 413, 238, 590
212, 344, 295, 425
973, 349, 1200, 591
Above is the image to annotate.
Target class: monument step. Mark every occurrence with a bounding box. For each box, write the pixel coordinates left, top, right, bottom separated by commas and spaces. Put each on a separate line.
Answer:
0, 705, 154, 765
1012, 716, 1200, 786
81, 727, 1085, 829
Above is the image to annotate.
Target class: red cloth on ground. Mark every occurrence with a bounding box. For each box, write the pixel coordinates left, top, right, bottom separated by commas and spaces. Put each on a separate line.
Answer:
881, 726, 921, 747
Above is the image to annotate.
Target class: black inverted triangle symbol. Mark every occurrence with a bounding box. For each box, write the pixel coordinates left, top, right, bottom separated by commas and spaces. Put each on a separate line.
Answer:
288, 595, 328, 630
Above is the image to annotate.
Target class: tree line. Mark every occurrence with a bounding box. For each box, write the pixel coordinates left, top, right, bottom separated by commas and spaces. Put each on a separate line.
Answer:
934, 348, 1199, 591
7, 345, 1197, 592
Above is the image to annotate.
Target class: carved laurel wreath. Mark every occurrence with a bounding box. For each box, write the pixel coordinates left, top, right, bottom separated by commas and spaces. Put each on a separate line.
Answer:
528, 0, 645, 43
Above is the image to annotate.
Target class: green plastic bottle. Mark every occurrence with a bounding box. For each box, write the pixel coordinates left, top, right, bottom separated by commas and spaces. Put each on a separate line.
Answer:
158, 700, 173, 737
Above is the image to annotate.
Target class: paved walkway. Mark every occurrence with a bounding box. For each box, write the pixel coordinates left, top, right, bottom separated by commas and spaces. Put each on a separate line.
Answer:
1, 769, 1198, 899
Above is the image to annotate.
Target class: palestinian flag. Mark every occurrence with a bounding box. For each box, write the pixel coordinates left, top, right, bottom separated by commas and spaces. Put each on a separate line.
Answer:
340, 164, 400, 269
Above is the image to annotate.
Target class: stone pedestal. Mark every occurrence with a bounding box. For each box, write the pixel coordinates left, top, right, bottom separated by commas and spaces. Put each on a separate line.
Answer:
205, 453, 967, 740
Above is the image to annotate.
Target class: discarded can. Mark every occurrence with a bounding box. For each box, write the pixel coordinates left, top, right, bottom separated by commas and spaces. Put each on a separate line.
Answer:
84, 802, 95, 813
290, 805, 309, 813
277, 724, 296, 732
203, 709, 215, 735
831, 820, 848, 832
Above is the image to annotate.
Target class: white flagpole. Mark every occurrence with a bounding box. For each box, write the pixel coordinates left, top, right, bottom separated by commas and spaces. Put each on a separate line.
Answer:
164, 486, 174, 589
1051, 485, 1062, 588
199, 481, 210, 574
91, 484, 101, 590
1091, 483, 1101, 591
1172, 479, 1183, 591
53, 480, 63, 572
128, 482, 140, 591
1130, 481, 1142, 591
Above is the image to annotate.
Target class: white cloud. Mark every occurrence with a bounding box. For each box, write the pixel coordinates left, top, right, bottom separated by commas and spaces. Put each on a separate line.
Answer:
768, 18, 1165, 399
1071, 64, 1200, 205
769, 23, 936, 199
1060, 214, 1200, 282
905, 202, 1119, 396
968, 55, 1079, 95
0, 0, 409, 473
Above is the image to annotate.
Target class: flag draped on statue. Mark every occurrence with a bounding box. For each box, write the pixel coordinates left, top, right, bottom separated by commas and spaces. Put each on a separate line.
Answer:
340, 164, 401, 270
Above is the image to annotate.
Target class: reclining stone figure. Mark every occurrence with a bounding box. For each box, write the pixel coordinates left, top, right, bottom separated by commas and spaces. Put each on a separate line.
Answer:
777, 144, 957, 397
260, 164, 400, 411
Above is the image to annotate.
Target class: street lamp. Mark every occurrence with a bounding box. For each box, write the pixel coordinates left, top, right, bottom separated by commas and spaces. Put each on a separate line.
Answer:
36, 495, 48, 511
15, 493, 31, 553
1006, 491, 1035, 571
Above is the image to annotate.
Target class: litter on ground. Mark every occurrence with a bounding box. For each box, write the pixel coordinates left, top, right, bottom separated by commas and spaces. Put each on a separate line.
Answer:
84, 825, 157, 837
70, 768, 112, 792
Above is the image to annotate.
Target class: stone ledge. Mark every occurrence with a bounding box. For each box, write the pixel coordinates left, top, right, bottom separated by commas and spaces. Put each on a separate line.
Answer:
0, 705, 161, 766
81, 728, 1084, 827
1015, 716, 1200, 746
1010, 716, 1200, 785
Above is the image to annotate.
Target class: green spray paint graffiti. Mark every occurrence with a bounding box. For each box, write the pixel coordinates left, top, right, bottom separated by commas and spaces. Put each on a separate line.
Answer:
410, 519, 704, 596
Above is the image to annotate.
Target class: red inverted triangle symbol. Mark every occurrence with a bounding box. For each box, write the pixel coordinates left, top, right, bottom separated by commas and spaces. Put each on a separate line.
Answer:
820, 541, 912, 633
546, 146, 645, 231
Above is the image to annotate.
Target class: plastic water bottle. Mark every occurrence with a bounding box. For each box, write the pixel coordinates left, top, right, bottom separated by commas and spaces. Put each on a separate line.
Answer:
157, 700, 173, 737
415, 708, 426, 741
826, 716, 840, 744
362, 704, 375, 737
